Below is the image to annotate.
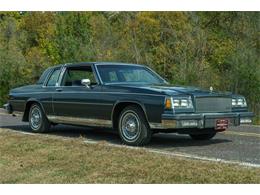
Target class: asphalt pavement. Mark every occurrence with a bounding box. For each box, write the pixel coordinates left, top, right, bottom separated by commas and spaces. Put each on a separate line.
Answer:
0, 109, 259, 167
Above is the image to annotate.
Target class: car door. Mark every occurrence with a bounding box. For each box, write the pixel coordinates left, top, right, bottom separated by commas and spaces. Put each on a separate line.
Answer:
41, 67, 62, 116
52, 64, 113, 126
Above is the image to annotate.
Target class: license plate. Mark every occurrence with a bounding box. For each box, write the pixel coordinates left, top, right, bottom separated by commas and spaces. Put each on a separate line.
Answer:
215, 119, 229, 130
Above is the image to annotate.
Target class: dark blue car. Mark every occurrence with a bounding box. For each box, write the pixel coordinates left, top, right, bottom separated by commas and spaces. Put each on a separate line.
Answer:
4, 62, 254, 146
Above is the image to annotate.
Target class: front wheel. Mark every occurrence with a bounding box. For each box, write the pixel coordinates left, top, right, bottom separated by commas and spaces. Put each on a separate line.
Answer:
29, 103, 50, 133
118, 105, 152, 146
189, 132, 216, 140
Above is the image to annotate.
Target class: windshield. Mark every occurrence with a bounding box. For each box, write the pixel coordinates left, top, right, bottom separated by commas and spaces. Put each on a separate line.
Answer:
97, 65, 167, 85
36, 67, 52, 85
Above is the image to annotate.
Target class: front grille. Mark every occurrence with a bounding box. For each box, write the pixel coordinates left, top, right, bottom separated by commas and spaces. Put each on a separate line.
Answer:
195, 97, 232, 113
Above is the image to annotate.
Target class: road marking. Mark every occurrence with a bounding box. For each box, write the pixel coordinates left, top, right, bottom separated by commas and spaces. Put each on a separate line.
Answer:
1, 127, 260, 168
83, 140, 260, 168
17, 131, 36, 136
1, 126, 260, 168
225, 131, 260, 138
0, 112, 8, 116
146, 149, 260, 168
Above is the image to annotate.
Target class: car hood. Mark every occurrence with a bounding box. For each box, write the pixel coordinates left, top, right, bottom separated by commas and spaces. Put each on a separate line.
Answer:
10, 84, 40, 93
137, 84, 232, 97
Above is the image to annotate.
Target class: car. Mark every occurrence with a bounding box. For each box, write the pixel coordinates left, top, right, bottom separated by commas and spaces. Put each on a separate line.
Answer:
3, 62, 254, 146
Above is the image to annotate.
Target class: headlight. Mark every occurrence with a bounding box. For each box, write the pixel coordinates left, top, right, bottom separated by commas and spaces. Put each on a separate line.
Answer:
232, 97, 247, 107
169, 97, 193, 109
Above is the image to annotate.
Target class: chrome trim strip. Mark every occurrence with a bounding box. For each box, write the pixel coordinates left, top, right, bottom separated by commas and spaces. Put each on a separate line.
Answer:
96, 63, 145, 67
57, 66, 66, 87
9, 100, 26, 103
161, 120, 177, 129
92, 64, 103, 85
47, 115, 112, 128
42, 85, 98, 88
149, 122, 164, 129
42, 101, 53, 103
52, 101, 113, 106
11, 91, 165, 97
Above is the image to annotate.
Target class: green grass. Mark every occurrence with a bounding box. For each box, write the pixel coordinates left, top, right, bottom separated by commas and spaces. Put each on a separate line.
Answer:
0, 128, 259, 184
253, 115, 260, 125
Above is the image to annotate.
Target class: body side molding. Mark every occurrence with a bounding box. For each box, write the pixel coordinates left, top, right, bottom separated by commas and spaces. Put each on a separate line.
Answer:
47, 115, 112, 128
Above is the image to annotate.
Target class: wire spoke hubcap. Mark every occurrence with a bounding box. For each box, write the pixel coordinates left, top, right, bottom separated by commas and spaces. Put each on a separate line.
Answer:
30, 106, 42, 130
121, 112, 140, 141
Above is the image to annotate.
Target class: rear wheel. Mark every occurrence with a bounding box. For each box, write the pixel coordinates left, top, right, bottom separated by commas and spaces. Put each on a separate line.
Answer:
29, 103, 50, 133
118, 105, 152, 146
189, 132, 216, 140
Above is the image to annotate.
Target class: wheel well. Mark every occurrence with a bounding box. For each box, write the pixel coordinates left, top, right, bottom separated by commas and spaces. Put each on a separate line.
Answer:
22, 101, 40, 122
112, 102, 148, 130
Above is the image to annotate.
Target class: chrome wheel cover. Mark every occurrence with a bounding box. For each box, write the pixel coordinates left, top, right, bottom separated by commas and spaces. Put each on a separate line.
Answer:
120, 111, 140, 141
30, 106, 42, 130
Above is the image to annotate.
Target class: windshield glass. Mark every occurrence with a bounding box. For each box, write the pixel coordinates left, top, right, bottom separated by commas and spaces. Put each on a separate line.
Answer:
36, 67, 52, 85
97, 65, 167, 85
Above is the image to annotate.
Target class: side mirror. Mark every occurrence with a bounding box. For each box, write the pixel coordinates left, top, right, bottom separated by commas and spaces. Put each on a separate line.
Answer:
81, 79, 91, 88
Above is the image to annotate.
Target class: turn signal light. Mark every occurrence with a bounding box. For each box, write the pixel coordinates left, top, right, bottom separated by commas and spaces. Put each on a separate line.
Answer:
165, 98, 172, 109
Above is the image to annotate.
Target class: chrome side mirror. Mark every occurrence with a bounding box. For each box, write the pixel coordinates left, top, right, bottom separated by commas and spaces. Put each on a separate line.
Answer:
81, 79, 91, 88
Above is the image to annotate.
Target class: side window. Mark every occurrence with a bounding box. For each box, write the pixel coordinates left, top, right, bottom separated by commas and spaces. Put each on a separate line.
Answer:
98, 69, 119, 83
108, 71, 118, 82
61, 66, 97, 86
46, 69, 61, 86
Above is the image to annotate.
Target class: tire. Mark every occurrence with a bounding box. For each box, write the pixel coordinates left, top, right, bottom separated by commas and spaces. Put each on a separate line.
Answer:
118, 105, 152, 146
189, 132, 216, 140
29, 103, 50, 133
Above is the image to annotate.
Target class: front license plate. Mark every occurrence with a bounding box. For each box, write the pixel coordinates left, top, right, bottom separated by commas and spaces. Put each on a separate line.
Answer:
215, 119, 229, 130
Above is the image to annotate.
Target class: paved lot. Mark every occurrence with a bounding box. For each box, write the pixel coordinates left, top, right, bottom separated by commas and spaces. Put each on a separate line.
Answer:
0, 109, 259, 167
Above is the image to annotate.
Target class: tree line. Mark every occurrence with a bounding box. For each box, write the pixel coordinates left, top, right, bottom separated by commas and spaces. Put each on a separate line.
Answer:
0, 12, 259, 123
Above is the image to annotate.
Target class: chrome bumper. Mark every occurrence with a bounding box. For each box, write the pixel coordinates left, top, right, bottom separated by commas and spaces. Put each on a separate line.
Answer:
151, 112, 254, 129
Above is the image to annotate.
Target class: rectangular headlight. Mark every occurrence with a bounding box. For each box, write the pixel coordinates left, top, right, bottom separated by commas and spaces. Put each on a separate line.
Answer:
232, 99, 237, 106
232, 97, 247, 107
240, 118, 252, 124
172, 97, 193, 109
180, 99, 188, 107
173, 99, 180, 107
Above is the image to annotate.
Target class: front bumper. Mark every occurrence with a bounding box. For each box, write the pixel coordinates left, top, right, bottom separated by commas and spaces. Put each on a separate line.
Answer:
159, 112, 254, 129
3, 103, 13, 114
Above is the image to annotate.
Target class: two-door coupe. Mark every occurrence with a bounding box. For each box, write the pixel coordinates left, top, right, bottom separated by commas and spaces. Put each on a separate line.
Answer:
4, 62, 254, 146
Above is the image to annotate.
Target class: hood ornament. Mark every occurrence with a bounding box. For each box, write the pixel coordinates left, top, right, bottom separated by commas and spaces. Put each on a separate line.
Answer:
210, 86, 213, 92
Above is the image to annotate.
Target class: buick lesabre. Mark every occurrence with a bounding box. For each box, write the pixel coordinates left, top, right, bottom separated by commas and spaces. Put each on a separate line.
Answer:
4, 62, 254, 145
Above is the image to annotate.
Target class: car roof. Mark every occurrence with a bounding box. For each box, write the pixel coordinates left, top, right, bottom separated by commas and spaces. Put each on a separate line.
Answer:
50, 62, 146, 69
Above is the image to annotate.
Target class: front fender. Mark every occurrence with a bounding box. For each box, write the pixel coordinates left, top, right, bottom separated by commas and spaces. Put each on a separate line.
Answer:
111, 100, 149, 129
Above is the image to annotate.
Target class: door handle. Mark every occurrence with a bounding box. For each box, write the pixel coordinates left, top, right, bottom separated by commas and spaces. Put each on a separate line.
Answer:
56, 88, 62, 92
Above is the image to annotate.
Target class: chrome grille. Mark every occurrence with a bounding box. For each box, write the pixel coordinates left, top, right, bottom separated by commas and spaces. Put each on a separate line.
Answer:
195, 97, 232, 113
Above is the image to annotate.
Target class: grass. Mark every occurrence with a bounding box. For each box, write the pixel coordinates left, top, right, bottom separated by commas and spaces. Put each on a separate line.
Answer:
253, 115, 260, 125
0, 128, 259, 184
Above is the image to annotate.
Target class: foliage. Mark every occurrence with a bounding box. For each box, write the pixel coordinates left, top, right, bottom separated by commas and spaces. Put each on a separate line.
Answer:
0, 12, 259, 120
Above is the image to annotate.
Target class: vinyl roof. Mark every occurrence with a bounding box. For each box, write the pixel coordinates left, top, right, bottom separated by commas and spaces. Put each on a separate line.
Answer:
51, 62, 145, 69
